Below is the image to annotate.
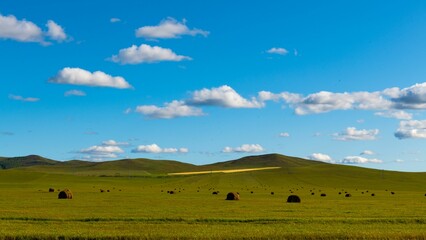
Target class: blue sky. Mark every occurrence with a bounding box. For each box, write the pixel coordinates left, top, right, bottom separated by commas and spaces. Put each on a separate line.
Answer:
1, 1, 426, 171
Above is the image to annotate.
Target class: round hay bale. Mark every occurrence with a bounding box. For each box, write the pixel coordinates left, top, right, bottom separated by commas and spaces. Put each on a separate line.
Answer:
345, 193, 352, 197
58, 189, 73, 199
271, 192, 274, 195
226, 192, 240, 200
212, 191, 218, 195
320, 193, 327, 197
169, 190, 175, 194
250, 191, 254, 194
100, 189, 104, 193
49, 188, 55, 192
391, 192, 395, 195
371, 193, 375, 196
338, 192, 341, 195
287, 195, 301, 203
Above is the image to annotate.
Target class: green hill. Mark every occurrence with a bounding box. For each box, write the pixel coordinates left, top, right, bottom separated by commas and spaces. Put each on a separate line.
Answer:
0, 155, 58, 169
202, 153, 325, 170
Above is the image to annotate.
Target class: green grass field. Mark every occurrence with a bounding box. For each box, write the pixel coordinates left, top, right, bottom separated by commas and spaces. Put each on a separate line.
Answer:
0, 154, 425, 239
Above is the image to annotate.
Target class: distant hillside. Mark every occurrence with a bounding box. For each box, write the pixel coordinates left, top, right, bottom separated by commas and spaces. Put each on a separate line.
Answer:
0, 155, 58, 169
202, 153, 325, 170
0, 153, 323, 175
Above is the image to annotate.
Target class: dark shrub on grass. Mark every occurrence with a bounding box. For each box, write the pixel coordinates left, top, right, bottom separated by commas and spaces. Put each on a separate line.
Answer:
226, 192, 240, 200
49, 188, 55, 192
287, 195, 301, 203
58, 189, 73, 199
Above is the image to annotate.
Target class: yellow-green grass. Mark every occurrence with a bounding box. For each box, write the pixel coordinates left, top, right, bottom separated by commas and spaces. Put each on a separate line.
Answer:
0, 159, 425, 239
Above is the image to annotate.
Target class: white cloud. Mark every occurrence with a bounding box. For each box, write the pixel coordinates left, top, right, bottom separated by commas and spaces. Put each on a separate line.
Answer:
49, 67, 132, 89
64, 90, 86, 97
79, 145, 124, 160
395, 159, 405, 163
189, 85, 263, 108
258, 91, 302, 103
279, 132, 290, 137
222, 144, 264, 153
307, 153, 333, 163
46, 20, 67, 42
135, 100, 204, 119
391, 83, 426, 109
360, 150, 374, 155
374, 110, 412, 120
135, 17, 209, 39
333, 127, 379, 141
293, 91, 392, 115
342, 156, 383, 164
9, 94, 39, 102
0, 14, 43, 42
102, 140, 129, 146
394, 120, 426, 139
110, 18, 121, 23
132, 144, 188, 153
110, 44, 191, 64
0, 14, 68, 44
266, 47, 288, 55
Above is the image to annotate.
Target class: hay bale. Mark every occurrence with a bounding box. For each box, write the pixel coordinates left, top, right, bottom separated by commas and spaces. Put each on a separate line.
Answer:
345, 193, 352, 197
287, 195, 301, 203
169, 191, 175, 194
271, 192, 274, 195
226, 192, 240, 200
212, 191, 218, 195
250, 191, 254, 194
371, 193, 375, 196
391, 192, 395, 195
338, 192, 341, 195
58, 189, 73, 199
49, 188, 55, 192
100, 189, 104, 193
311, 192, 315, 195
107, 190, 110, 192
320, 193, 327, 197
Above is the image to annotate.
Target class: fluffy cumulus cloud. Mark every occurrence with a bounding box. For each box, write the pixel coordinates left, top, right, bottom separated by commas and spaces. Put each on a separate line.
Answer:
102, 140, 129, 146
293, 91, 391, 115
189, 85, 263, 108
390, 83, 426, 109
79, 145, 124, 160
49, 67, 132, 89
135, 100, 204, 119
0, 14, 68, 44
132, 144, 188, 154
307, 153, 333, 163
342, 156, 383, 164
360, 150, 374, 155
9, 94, 39, 102
78, 140, 130, 161
110, 44, 191, 64
266, 47, 288, 55
374, 110, 412, 120
222, 144, 264, 153
394, 120, 426, 139
257, 81, 426, 115
64, 90, 86, 97
46, 20, 67, 42
333, 127, 379, 141
135, 17, 209, 39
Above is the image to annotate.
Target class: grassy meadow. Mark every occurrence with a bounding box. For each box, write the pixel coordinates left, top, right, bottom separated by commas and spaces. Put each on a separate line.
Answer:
0, 155, 425, 239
